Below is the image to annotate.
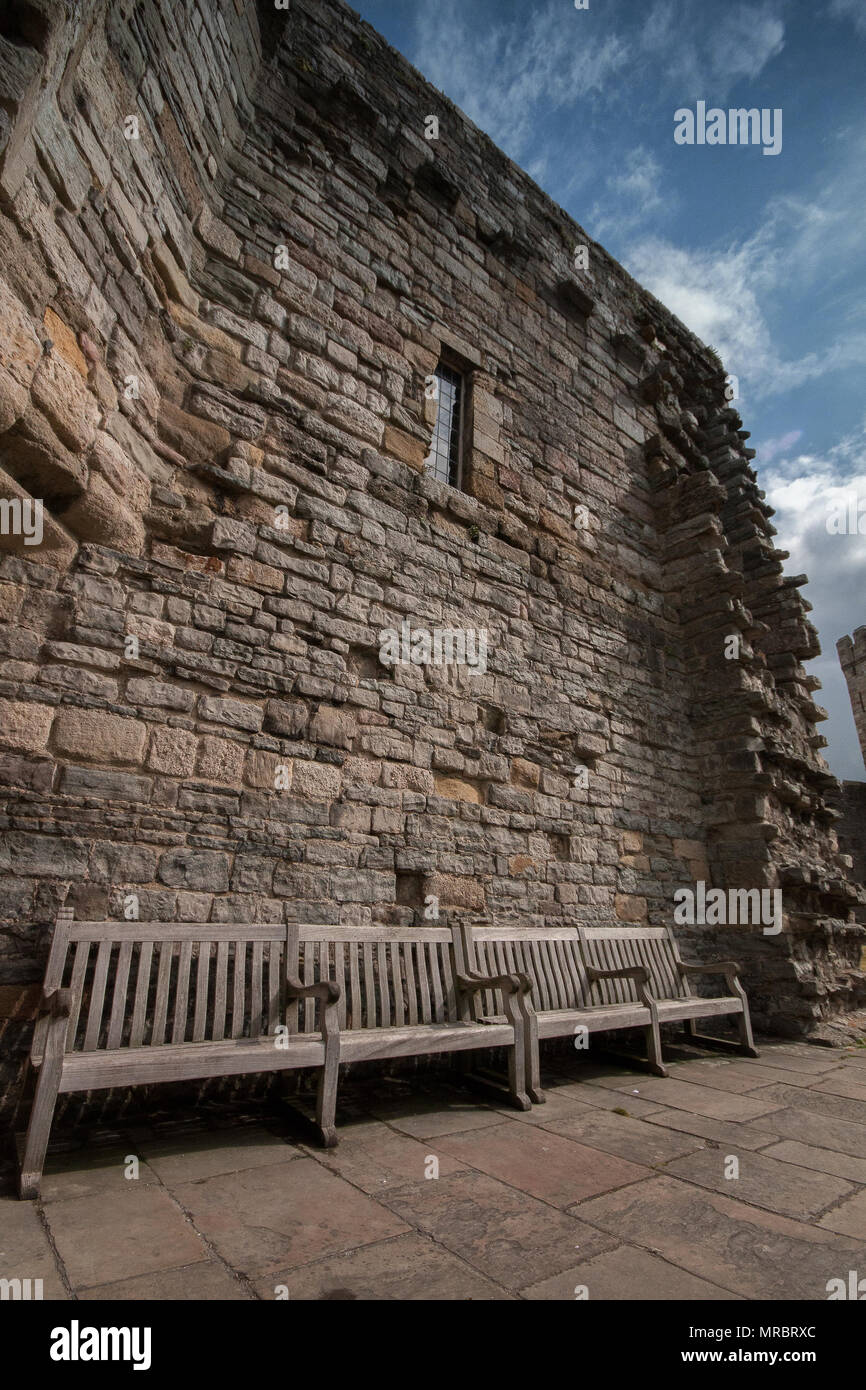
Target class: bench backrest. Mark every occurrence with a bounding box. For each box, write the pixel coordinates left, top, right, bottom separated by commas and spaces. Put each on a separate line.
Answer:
287, 924, 461, 1033
44, 909, 290, 1053
460, 924, 594, 1015
577, 925, 688, 1004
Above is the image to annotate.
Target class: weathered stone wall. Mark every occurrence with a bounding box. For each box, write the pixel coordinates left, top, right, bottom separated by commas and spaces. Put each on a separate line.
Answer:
838, 628, 866, 770
1, 0, 864, 1119
836, 783, 866, 897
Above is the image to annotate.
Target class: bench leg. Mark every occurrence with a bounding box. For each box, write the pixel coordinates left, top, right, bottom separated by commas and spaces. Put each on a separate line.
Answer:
644, 1021, 668, 1078
682, 1010, 759, 1059
314, 1040, 340, 1148
506, 1037, 532, 1112
524, 1010, 544, 1105
18, 1056, 62, 1200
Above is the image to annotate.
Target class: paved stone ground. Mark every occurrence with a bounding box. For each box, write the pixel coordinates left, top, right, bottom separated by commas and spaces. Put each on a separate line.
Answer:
3, 1040, 866, 1301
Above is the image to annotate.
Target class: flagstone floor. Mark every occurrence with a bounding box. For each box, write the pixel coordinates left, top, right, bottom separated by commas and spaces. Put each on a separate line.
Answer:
3, 1040, 866, 1300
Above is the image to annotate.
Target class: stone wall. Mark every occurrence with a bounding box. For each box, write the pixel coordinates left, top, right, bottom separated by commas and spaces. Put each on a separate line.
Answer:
1, 0, 864, 1121
838, 628, 866, 770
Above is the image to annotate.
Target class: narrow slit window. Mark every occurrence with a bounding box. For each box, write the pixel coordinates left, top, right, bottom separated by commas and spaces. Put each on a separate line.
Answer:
424, 363, 463, 487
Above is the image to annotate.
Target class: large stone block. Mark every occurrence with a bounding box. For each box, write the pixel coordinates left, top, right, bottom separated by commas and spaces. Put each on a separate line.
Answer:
157, 848, 230, 892
0, 697, 53, 753
52, 708, 147, 764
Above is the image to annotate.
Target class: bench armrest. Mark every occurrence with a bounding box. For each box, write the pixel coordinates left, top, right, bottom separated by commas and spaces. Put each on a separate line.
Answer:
586, 964, 655, 1009
679, 960, 742, 991
454, 971, 531, 997
286, 976, 341, 1006
39, 987, 73, 1019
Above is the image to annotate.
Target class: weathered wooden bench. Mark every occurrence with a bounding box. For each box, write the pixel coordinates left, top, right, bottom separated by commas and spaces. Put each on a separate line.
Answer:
577, 924, 758, 1066
16, 909, 532, 1197
457, 923, 667, 1103
458, 922, 759, 1098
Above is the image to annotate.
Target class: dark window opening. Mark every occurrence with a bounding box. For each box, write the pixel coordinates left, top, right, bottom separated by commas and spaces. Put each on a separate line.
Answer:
424, 362, 464, 488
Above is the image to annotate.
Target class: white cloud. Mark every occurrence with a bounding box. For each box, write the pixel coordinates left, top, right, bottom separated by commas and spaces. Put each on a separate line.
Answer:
640, 1, 785, 96
408, 0, 784, 168
410, 0, 629, 163
590, 147, 668, 242
620, 133, 866, 402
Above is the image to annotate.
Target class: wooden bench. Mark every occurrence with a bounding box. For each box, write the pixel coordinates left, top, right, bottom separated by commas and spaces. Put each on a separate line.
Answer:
16, 909, 532, 1197
578, 924, 758, 1066
459, 922, 758, 1098
457, 923, 668, 1103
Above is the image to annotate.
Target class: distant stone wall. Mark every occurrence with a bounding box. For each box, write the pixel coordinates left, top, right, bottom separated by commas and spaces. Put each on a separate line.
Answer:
836, 781, 866, 915
838, 629, 866, 771
0, 0, 863, 1124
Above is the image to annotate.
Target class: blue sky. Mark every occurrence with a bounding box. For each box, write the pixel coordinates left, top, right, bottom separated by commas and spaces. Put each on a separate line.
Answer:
353, 0, 866, 780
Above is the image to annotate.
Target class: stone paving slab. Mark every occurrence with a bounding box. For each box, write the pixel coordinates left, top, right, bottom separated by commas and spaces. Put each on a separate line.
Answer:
379, 1168, 617, 1291
662, 1147, 854, 1219
573, 1175, 863, 1300
520, 1242, 743, 1301
78, 1260, 249, 1301
748, 1083, 866, 1125
173, 1157, 409, 1278
46, 1184, 209, 1291
741, 1047, 844, 1074
299, 1118, 469, 1194
750, 1104, 866, 1157
641, 1107, 781, 1151
138, 1128, 302, 1184
258, 1233, 513, 1301
813, 1074, 866, 1102
39, 1146, 161, 1203
0, 1199, 69, 1299
535, 1107, 707, 1168
585, 1074, 785, 1122
665, 1058, 847, 1093
761, 1139, 866, 1183
818, 1188, 866, 1239
433, 1120, 653, 1207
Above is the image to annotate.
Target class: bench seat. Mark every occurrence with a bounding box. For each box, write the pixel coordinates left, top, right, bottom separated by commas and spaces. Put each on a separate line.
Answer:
477, 1002, 651, 1036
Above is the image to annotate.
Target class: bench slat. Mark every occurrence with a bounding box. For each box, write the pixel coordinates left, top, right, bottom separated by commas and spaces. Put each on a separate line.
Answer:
231, 941, 246, 1039
363, 942, 376, 1027
251, 941, 264, 1038
67, 922, 285, 943
193, 943, 211, 1043
416, 940, 432, 1023
172, 940, 193, 1045
107, 940, 133, 1050
84, 940, 112, 1051
129, 941, 152, 1048
151, 943, 174, 1046
67, 940, 90, 1048
267, 940, 282, 1037
213, 941, 229, 1041
349, 941, 362, 1027
390, 942, 405, 1027
377, 942, 390, 1027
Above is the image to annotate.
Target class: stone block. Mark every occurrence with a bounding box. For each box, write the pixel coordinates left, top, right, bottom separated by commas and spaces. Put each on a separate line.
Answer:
52, 708, 147, 764
157, 848, 230, 892
0, 697, 53, 753
147, 727, 198, 776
